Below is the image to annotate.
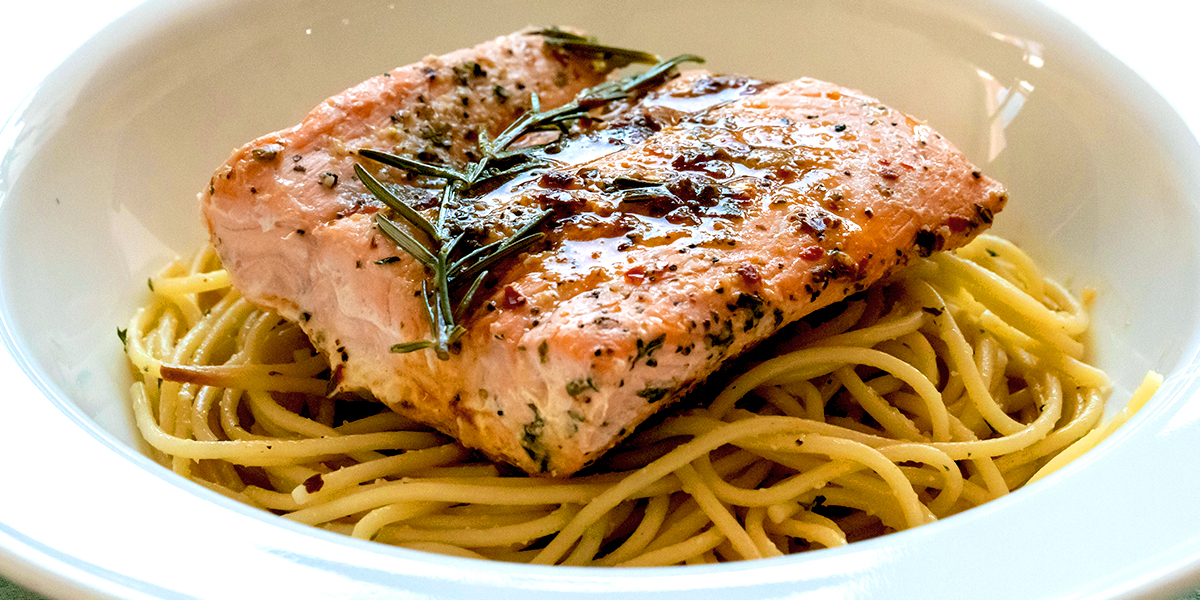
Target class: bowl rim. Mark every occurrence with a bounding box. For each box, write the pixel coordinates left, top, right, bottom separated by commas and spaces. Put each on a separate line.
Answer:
4, 0, 1200, 598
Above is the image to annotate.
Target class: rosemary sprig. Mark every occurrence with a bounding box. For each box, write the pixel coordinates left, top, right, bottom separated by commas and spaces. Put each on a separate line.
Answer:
356, 34, 703, 359
533, 28, 658, 69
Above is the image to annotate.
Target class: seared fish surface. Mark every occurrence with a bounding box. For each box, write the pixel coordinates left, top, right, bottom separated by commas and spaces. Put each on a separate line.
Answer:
202, 30, 1007, 476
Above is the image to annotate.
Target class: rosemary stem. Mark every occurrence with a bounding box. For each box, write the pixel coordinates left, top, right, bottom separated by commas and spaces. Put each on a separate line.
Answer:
433, 249, 455, 360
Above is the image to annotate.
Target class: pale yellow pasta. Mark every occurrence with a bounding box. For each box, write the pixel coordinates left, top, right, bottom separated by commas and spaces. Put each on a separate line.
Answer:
123, 233, 1158, 566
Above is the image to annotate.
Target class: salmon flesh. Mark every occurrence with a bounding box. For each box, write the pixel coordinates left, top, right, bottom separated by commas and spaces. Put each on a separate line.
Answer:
201, 30, 1007, 476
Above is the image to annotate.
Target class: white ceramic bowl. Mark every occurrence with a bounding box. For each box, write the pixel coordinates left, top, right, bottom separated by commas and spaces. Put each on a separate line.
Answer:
3, 0, 1200, 598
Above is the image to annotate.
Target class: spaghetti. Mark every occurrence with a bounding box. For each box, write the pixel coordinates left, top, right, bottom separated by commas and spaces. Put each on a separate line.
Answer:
123, 233, 1155, 565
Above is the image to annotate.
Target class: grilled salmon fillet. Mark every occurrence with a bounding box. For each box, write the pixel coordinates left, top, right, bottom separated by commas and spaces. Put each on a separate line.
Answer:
202, 30, 1007, 476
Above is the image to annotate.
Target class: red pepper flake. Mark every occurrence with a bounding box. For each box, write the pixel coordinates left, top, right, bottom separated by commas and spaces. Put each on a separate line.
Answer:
801, 246, 824, 261
539, 171, 574, 189
624, 266, 647, 285
947, 216, 971, 232
899, 162, 915, 170
880, 169, 899, 180
738, 264, 762, 287
503, 285, 527, 308
878, 159, 891, 166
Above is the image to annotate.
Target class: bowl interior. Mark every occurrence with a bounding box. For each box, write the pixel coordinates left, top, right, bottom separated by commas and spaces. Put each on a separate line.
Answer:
2, 0, 1199, 597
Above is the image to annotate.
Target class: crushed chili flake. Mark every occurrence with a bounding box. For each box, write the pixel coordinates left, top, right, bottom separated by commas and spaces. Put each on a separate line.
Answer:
503, 285, 527, 308
738, 264, 762, 287
539, 171, 574, 189
947, 215, 971, 232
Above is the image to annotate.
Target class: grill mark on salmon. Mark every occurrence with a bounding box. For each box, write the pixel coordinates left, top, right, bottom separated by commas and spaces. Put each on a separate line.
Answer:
202, 31, 1006, 476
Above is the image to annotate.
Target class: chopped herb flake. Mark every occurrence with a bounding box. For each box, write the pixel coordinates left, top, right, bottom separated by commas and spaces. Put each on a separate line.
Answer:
566, 378, 599, 397
520, 404, 549, 472
636, 387, 671, 403
633, 334, 666, 367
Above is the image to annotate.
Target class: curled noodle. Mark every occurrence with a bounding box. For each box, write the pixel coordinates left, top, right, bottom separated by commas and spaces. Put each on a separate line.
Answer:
123, 234, 1155, 566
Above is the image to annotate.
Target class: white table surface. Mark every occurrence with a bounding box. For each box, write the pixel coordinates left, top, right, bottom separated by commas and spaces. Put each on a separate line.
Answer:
0, 1, 1198, 599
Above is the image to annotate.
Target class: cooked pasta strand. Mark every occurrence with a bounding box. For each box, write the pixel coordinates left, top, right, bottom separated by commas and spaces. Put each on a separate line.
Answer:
123, 234, 1155, 566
